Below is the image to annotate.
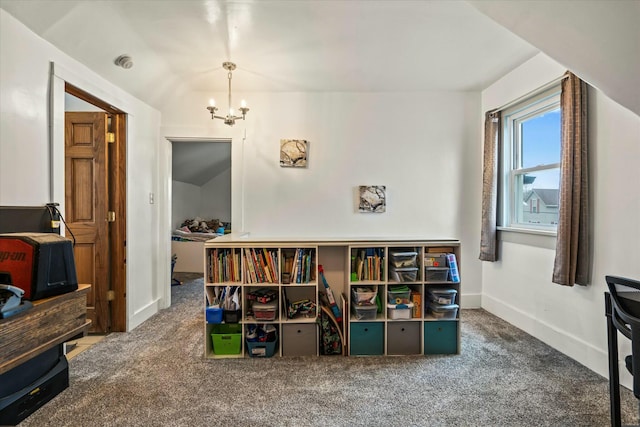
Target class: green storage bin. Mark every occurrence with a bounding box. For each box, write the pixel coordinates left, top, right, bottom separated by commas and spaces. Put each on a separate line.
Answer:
211, 323, 242, 355
424, 320, 458, 354
350, 322, 384, 355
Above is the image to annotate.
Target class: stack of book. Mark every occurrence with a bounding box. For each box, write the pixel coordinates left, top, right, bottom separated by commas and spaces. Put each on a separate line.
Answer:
243, 248, 279, 284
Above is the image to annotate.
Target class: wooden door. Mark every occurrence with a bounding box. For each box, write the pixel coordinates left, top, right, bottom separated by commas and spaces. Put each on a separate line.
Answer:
65, 112, 110, 333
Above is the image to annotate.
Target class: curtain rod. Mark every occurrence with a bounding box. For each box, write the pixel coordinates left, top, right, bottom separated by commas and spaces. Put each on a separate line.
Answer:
491, 72, 568, 114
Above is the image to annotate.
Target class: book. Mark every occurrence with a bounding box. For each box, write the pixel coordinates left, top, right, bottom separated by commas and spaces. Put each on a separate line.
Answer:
244, 248, 257, 283
251, 249, 265, 282
296, 249, 303, 284
261, 248, 273, 282
304, 254, 311, 283
290, 249, 299, 283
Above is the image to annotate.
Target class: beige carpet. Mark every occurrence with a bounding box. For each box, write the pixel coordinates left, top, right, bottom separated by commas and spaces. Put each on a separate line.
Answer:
16, 273, 639, 426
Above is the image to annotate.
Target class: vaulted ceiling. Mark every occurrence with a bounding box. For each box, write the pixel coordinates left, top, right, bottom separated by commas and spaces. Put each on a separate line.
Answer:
2, 0, 638, 187
1, 0, 540, 109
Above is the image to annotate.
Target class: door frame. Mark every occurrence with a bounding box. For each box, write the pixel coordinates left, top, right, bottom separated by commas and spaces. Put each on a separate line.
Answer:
50, 67, 127, 332
67, 85, 127, 332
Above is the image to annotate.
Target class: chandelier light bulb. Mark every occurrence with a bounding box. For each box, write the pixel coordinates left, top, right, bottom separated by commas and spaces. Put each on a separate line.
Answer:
229, 108, 234, 116
241, 99, 247, 108
209, 98, 216, 107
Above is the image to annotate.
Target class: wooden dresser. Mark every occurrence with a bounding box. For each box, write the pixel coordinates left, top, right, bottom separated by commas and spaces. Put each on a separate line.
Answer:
0, 284, 91, 374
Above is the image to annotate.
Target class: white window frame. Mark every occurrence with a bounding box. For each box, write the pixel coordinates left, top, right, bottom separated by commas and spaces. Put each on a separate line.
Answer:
500, 85, 561, 234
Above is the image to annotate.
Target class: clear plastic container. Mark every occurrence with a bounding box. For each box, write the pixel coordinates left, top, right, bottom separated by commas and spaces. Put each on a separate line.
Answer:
387, 302, 414, 320
387, 288, 411, 304
424, 253, 447, 268
389, 267, 419, 282
389, 251, 418, 268
252, 301, 278, 321
351, 286, 377, 305
351, 303, 378, 320
424, 267, 449, 282
427, 303, 459, 319
427, 288, 457, 305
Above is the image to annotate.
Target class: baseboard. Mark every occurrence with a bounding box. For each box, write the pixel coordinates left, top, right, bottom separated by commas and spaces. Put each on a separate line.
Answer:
128, 298, 160, 331
481, 293, 627, 387
461, 293, 481, 308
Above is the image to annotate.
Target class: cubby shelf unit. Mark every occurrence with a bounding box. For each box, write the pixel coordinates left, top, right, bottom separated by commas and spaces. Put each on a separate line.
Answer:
204, 235, 461, 359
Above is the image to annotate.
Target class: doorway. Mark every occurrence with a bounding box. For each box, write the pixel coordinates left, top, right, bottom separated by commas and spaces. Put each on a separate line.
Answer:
64, 83, 127, 333
169, 138, 231, 275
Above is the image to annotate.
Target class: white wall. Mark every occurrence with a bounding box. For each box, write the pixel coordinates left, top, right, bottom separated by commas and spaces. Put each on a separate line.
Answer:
171, 180, 201, 229
481, 53, 640, 385
200, 167, 232, 223
0, 10, 165, 331
160, 90, 484, 306
172, 170, 231, 230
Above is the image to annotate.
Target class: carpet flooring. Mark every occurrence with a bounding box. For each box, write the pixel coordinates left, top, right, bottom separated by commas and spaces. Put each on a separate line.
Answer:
16, 273, 639, 426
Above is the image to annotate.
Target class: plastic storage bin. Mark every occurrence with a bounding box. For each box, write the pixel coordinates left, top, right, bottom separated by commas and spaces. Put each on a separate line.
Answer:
387, 286, 411, 304
206, 306, 223, 324
351, 286, 377, 305
211, 323, 242, 355
427, 303, 459, 319
223, 309, 241, 323
389, 267, 419, 282
246, 327, 278, 358
424, 253, 447, 267
246, 339, 278, 357
427, 288, 457, 305
351, 303, 378, 320
252, 301, 278, 321
389, 251, 418, 268
425, 267, 449, 282
387, 302, 414, 320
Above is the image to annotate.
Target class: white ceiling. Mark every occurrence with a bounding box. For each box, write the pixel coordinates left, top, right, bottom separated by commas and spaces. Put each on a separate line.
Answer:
469, 0, 640, 118
0, 0, 540, 110
171, 141, 231, 186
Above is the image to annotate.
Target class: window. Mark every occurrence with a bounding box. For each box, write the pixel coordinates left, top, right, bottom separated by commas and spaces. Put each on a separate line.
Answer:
501, 85, 561, 232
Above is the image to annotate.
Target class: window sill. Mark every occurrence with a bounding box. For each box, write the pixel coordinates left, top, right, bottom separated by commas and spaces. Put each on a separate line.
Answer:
497, 226, 557, 250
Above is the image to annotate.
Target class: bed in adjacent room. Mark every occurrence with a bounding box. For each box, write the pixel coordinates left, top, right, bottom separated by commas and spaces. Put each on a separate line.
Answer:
171, 218, 229, 274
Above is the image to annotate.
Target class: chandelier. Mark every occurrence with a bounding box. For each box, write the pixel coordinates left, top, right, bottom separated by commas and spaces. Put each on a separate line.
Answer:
206, 62, 249, 126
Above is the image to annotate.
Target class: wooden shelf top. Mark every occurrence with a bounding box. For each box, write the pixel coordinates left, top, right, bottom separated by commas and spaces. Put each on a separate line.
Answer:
0, 284, 92, 374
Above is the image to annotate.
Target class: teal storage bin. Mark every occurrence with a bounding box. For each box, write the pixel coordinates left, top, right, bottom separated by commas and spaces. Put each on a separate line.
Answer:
350, 322, 384, 355
424, 321, 458, 354
246, 336, 278, 358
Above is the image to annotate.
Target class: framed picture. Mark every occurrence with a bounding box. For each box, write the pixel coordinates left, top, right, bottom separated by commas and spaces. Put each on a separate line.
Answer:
280, 139, 308, 168
359, 185, 386, 213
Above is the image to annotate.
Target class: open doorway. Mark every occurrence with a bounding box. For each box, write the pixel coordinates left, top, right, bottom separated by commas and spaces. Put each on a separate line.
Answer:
168, 138, 232, 276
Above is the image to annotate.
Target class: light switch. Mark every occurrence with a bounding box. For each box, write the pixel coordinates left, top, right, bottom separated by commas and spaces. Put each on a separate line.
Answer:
149, 192, 154, 204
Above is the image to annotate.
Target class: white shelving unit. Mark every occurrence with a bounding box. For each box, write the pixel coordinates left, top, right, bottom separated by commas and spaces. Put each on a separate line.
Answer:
203, 236, 461, 359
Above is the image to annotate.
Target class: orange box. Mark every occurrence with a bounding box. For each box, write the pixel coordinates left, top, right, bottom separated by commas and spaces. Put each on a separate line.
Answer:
411, 292, 421, 318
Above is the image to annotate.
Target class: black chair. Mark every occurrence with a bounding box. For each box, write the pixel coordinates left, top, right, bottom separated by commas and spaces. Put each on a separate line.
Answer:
606, 275, 640, 426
